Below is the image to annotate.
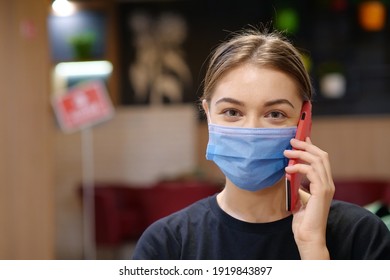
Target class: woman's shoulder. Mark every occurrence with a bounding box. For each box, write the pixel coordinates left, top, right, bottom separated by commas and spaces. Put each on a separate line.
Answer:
330, 199, 380, 214
137, 194, 217, 243
152, 194, 215, 227
327, 200, 390, 259
328, 199, 384, 225
132, 195, 216, 259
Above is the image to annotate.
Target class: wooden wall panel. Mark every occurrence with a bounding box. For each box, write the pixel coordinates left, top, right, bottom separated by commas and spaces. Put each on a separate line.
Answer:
311, 116, 390, 180
0, 0, 55, 259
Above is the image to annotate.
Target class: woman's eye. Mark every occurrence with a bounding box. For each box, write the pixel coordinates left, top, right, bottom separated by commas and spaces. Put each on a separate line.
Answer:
222, 109, 242, 118
265, 111, 286, 119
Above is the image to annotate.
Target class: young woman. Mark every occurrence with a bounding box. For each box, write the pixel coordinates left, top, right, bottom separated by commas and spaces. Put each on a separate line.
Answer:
132, 28, 390, 259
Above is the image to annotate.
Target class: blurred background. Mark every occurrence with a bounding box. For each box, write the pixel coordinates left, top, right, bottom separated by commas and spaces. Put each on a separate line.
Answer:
1, 0, 390, 260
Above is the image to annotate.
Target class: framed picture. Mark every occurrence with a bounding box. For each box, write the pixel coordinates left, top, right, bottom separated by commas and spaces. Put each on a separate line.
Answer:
117, 0, 273, 107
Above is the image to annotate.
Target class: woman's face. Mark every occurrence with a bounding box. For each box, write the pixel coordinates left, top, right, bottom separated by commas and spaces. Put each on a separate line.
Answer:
203, 64, 303, 128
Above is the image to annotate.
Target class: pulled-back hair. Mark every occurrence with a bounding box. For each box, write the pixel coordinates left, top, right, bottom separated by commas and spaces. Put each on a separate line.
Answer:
201, 28, 313, 102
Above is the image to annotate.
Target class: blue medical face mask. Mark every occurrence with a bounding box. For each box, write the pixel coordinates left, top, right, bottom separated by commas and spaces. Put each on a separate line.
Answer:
206, 124, 297, 191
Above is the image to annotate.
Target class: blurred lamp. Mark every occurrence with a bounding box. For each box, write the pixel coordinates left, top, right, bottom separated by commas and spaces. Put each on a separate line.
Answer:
301, 53, 312, 73
55, 61, 113, 77
359, 1, 386, 31
320, 73, 346, 99
331, 0, 348, 12
276, 7, 299, 34
52, 0, 76, 17
53, 61, 113, 94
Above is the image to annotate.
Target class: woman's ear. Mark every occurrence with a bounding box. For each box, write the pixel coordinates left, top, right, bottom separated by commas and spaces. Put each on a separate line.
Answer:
202, 99, 210, 123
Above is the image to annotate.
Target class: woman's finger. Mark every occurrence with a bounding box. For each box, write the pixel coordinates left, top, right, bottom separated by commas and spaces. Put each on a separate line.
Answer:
287, 138, 333, 181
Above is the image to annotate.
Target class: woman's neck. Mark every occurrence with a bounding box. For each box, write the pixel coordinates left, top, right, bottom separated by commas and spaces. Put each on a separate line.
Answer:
216, 178, 291, 223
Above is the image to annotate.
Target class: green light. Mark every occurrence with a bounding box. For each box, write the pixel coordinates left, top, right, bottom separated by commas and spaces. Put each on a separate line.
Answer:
276, 8, 299, 34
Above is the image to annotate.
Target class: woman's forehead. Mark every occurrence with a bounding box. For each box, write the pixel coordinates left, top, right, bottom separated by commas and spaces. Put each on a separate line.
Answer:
210, 64, 301, 103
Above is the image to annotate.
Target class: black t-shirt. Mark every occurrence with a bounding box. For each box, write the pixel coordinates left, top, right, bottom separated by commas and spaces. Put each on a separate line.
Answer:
132, 195, 390, 259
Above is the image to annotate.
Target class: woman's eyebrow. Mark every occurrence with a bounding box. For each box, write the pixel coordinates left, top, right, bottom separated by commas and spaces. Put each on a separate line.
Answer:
264, 99, 295, 109
214, 97, 244, 106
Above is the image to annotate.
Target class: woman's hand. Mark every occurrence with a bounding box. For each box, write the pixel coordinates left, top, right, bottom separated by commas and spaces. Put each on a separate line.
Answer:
284, 137, 335, 259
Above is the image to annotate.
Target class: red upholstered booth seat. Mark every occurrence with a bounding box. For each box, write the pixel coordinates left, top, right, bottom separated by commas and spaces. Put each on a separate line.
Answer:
86, 179, 390, 247
333, 179, 390, 206
83, 181, 222, 246
93, 185, 146, 246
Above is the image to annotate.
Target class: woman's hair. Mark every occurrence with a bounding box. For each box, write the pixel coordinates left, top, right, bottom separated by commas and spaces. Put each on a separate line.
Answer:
201, 28, 313, 103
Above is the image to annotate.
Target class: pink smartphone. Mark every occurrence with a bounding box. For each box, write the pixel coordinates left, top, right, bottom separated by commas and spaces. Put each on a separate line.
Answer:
286, 101, 312, 212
